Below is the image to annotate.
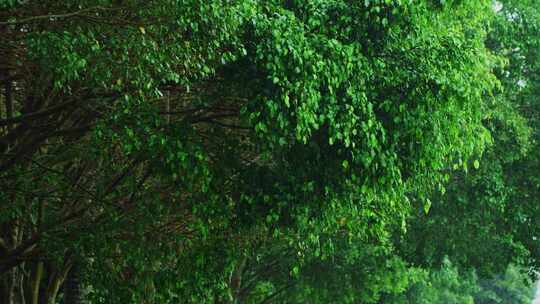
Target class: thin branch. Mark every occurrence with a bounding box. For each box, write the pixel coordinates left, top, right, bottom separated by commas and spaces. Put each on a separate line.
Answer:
0, 6, 121, 26
259, 282, 295, 304
0, 99, 78, 126
189, 113, 238, 124
206, 120, 250, 130
4, 74, 13, 130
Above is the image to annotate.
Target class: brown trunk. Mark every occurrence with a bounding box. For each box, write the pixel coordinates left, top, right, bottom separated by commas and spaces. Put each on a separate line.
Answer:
229, 256, 247, 304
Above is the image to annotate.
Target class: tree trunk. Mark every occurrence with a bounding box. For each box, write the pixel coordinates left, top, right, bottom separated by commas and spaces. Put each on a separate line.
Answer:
63, 262, 82, 304
43, 266, 68, 304
31, 262, 43, 304
1, 267, 16, 304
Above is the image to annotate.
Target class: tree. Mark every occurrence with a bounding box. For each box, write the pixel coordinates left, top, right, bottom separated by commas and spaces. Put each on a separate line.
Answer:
0, 0, 503, 303
386, 261, 534, 304
386, 259, 479, 304
474, 264, 535, 304
397, 0, 540, 279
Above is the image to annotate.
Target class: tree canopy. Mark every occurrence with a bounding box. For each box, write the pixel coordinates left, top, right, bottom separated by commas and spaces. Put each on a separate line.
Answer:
0, 0, 539, 303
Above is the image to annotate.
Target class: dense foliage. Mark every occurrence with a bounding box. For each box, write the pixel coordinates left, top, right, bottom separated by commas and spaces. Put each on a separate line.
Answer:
399, 0, 540, 276
0, 0, 538, 303
387, 261, 534, 304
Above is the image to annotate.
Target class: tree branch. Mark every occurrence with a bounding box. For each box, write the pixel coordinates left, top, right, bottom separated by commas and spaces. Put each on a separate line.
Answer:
0, 6, 121, 26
